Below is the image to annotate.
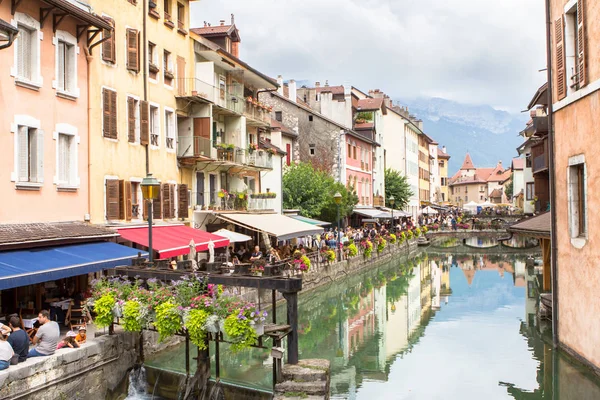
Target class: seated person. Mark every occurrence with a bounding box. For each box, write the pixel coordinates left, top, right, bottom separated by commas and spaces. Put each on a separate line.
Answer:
231, 255, 241, 265
268, 248, 281, 263
75, 327, 87, 344
0, 333, 13, 370
57, 331, 79, 350
7, 316, 28, 363
249, 246, 263, 262
0, 322, 10, 336
28, 310, 60, 358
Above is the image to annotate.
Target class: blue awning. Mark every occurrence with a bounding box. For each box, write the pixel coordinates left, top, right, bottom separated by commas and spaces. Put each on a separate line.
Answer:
0, 242, 147, 290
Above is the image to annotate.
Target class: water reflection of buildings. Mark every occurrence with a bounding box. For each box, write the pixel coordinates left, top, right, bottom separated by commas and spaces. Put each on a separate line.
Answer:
452, 254, 527, 288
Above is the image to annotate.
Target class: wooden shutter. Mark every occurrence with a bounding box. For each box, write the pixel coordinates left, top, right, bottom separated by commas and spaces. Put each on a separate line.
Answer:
118, 179, 126, 220
178, 184, 189, 218
126, 28, 139, 73
106, 179, 120, 220
170, 184, 176, 219
102, 17, 115, 63
102, 88, 111, 138
577, 0, 586, 87
125, 181, 133, 221
110, 90, 118, 138
17, 127, 29, 182
140, 100, 149, 145
162, 183, 171, 219
176, 55, 186, 95
127, 97, 135, 142
153, 193, 162, 219
555, 16, 566, 101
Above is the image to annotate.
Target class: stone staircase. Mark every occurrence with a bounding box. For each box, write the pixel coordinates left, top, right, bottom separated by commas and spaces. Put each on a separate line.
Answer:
274, 359, 331, 400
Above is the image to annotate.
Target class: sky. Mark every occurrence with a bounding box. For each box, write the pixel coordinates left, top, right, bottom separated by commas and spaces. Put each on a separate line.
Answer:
190, 0, 548, 113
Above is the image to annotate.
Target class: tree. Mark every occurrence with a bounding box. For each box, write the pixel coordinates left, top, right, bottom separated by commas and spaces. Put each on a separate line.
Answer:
504, 175, 514, 201
283, 162, 358, 223
384, 168, 413, 209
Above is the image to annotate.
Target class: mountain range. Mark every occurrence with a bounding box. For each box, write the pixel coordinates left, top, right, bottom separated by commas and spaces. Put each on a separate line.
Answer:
400, 98, 527, 174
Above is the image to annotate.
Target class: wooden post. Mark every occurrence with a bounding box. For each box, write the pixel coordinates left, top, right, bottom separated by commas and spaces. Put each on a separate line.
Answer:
542, 238, 551, 292
185, 332, 190, 377
282, 291, 299, 364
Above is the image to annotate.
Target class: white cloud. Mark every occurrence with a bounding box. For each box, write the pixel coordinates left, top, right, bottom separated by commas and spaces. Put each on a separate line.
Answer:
191, 0, 547, 111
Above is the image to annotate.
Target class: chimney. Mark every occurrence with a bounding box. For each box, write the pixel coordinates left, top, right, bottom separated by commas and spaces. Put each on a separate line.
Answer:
277, 75, 284, 96
288, 79, 297, 103
315, 81, 320, 88
416, 120, 423, 130
231, 41, 240, 57
324, 80, 329, 87
220, 20, 225, 25
442, 146, 447, 154
231, 13, 235, 25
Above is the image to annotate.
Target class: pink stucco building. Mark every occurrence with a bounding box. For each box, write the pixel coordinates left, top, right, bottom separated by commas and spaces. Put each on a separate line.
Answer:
346, 134, 375, 206
0, 1, 110, 223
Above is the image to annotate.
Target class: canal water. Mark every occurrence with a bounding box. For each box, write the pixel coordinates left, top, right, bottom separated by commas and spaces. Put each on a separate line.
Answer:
125, 248, 600, 399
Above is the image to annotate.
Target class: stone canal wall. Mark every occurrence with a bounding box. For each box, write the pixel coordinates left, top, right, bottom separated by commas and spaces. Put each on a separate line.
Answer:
0, 330, 182, 400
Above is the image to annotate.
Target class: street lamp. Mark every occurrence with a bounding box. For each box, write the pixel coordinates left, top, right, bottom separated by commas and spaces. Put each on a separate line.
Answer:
141, 173, 161, 264
333, 192, 342, 259
389, 195, 395, 233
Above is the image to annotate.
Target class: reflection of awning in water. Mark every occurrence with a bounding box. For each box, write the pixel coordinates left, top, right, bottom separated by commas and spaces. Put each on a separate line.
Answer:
215, 213, 323, 240
118, 225, 229, 258
287, 215, 331, 226
0, 242, 146, 290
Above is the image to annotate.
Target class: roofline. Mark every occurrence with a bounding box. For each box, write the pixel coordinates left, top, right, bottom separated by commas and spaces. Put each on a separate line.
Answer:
386, 106, 427, 135
267, 91, 380, 146
216, 48, 278, 87
527, 82, 548, 110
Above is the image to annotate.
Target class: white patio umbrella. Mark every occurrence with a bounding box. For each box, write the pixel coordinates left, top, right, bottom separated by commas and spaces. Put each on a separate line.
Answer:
213, 228, 252, 243
421, 206, 438, 215
481, 200, 495, 208
189, 239, 198, 271
208, 240, 215, 263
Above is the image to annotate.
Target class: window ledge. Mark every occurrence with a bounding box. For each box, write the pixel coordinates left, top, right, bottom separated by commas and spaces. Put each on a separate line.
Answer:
16, 182, 42, 191
164, 20, 175, 29
570, 237, 587, 249
15, 77, 42, 91
177, 28, 188, 36
57, 90, 79, 101
57, 185, 79, 192
148, 9, 160, 19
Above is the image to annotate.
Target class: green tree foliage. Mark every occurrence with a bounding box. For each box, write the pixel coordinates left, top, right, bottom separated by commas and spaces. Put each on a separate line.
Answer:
384, 168, 413, 209
504, 174, 514, 200
283, 162, 358, 223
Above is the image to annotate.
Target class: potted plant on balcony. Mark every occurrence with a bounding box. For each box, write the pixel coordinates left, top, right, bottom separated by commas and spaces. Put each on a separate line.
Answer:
218, 189, 228, 199
266, 148, 276, 158
248, 143, 258, 154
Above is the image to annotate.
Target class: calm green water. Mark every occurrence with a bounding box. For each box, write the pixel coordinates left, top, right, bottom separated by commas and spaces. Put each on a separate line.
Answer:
144, 250, 600, 399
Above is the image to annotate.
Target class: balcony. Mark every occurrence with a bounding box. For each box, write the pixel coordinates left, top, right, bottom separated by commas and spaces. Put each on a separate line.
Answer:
192, 191, 276, 212
243, 100, 271, 126
177, 136, 273, 169
531, 140, 548, 174
176, 78, 244, 115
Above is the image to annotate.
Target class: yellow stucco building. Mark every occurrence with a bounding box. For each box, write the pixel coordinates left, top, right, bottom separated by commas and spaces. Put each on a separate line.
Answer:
87, 0, 194, 224
437, 147, 450, 204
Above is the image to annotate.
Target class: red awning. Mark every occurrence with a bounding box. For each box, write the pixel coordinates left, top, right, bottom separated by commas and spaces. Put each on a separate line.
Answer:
117, 225, 229, 259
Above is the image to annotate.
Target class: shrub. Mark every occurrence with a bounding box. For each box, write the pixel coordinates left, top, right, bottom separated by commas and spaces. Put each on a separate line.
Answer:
347, 243, 358, 257
154, 301, 181, 342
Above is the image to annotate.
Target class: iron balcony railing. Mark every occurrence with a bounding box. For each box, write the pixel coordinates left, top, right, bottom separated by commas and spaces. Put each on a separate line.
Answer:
177, 136, 273, 169
243, 101, 271, 124
176, 78, 244, 115
190, 191, 276, 211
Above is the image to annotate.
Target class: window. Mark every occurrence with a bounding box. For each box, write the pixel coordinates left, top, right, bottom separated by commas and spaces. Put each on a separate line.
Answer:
308, 115, 313, 122
56, 39, 76, 95
525, 154, 532, 168
131, 181, 141, 219
16, 126, 43, 185
219, 75, 226, 100
150, 105, 160, 146
127, 96, 140, 143
126, 28, 140, 73
275, 111, 282, 122
102, 88, 118, 139
526, 183, 535, 200
568, 159, 586, 239
148, 42, 158, 80
353, 146, 357, 160
165, 109, 175, 150
309, 144, 315, 156
164, 0, 172, 20
57, 132, 76, 186
439, 160, 444, 167
163, 50, 173, 86
177, 3, 186, 32
12, 13, 42, 88
101, 16, 115, 64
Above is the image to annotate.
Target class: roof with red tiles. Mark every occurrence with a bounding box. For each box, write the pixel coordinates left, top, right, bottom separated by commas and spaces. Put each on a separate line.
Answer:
508, 212, 551, 238
356, 98, 384, 111
191, 24, 239, 40
354, 122, 374, 130
437, 148, 451, 159
460, 153, 475, 170
489, 188, 503, 198
0, 222, 118, 248
316, 85, 345, 95
270, 118, 297, 137
487, 164, 512, 182
511, 158, 524, 170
